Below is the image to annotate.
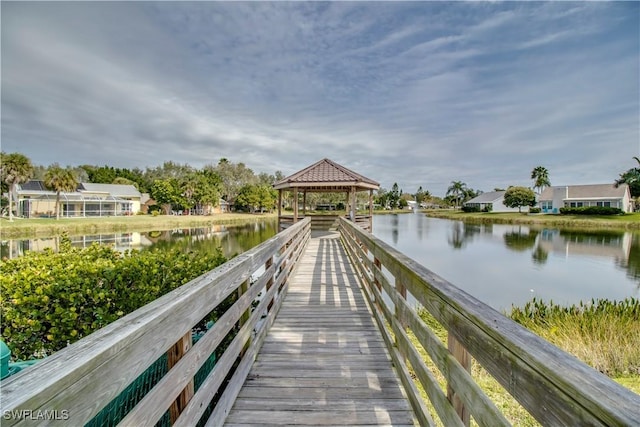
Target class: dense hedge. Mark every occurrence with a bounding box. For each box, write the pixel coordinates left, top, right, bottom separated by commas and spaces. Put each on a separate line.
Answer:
559, 206, 624, 215
0, 238, 226, 360
462, 205, 481, 212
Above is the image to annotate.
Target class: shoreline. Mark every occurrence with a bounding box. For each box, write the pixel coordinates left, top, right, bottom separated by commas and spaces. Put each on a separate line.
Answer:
3, 209, 639, 239
422, 209, 640, 230
0, 213, 278, 239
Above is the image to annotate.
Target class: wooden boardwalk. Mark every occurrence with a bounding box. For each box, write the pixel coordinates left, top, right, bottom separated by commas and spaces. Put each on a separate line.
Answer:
225, 231, 416, 426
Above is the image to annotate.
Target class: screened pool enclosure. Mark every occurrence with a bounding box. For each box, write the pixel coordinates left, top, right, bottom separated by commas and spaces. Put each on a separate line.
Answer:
18, 193, 134, 218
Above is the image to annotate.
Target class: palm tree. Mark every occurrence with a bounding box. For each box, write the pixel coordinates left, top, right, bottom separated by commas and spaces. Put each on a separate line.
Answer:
0, 152, 34, 221
44, 164, 78, 219
446, 181, 468, 209
531, 166, 551, 194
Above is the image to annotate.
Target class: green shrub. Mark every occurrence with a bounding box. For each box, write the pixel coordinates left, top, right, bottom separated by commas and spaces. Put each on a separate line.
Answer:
462, 205, 481, 213
559, 206, 623, 215
0, 243, 226, 360
510, 298, 640, 375
529, 207, 541, 213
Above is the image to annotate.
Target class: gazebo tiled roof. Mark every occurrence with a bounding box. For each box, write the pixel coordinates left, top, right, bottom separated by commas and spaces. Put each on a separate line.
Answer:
273, 158, 379, 191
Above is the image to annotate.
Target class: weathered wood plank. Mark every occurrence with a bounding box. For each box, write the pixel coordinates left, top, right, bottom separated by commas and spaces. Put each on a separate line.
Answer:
0, 218, 311, 427
229, 397, 412, 410
339, 217, 640, 426
223, 233, 415, 426
225, 409, 415, 425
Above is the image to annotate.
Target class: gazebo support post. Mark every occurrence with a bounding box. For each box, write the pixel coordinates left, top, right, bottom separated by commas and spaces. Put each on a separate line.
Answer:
277, 189, 282, 230
369, 189, 373, 231
303, 191, 307, 217
344, 192, 349, 220
350, 186, 356, 222
293, 187, 298, 224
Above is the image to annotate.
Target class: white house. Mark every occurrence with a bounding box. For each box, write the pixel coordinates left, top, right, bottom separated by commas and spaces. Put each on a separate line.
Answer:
537, 184, 632, 213
15, 181, 142, 218
464, 191, 526, 213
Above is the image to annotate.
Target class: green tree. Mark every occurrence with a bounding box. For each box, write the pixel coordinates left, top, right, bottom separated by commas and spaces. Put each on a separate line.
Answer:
151, 178, 183, 214
463, 187, 481, 203
212, 158, 257, 202
375, 188, 388, 209
446, 181, 468, 209
44, 164, 78, 219
415, 186, 430, 205
388, 183, 401, 209
615, 157, 640, 199
0, 152, 34, 221
192, 170, 222, 214
531, 166, 551, 194
235, 184, 260, 212
504, 186, 536, 213
112, 177, 138, 188
256, 184, 277, 213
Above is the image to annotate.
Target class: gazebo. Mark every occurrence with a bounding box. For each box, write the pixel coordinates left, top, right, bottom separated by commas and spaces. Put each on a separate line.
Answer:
273, 158, 380, 232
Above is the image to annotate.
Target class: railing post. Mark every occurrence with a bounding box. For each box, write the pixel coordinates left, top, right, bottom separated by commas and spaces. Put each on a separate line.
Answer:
447, 335, 471, 426
238, 278, 251, 355
373, 257, 382, 292
265, 256, 274, 310
168, 331, 194, 424
395, 278, 407, 327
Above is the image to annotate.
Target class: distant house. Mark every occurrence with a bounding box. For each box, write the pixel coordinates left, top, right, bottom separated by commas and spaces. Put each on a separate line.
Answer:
464, 191, 526, 213
15, 181, 142, 218
210, 198, 230, 214
78, 183, 142, 215
140, 193, 157, 214
538, 184, 632, 213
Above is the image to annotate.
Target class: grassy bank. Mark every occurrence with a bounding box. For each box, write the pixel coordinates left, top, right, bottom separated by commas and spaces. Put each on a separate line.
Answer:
413, 298, 640, 425
423, 209, 640, 230
0, 213, 277, 239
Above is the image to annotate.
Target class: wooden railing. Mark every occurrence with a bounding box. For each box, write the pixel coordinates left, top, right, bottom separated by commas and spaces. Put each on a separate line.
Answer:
0, 218, 311, 427
279, 214, 371, 232
338, 217, 640, 426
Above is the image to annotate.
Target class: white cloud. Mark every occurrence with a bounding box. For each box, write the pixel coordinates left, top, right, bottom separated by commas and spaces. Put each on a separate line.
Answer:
1, 1, 638, 196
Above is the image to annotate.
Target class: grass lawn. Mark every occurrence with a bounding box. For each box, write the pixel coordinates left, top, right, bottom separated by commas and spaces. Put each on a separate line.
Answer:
423, 210, 640, 230
0, 212, 277, 239
413, 306, 640, 426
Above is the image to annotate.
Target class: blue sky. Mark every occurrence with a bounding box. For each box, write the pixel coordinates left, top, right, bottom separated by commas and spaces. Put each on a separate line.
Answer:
2, 1, 638, 196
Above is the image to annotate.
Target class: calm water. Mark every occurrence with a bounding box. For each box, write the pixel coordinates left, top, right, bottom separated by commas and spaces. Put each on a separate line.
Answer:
4, 215, 638, 311
372, 214, 640, 312
1, 219, 279, 260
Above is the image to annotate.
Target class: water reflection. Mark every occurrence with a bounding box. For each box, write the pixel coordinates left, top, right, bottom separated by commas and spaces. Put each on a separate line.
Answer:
447, 222, 493, 249
1, 219, 278, 260
373, 214, 639, 310
442, 221, 636, 278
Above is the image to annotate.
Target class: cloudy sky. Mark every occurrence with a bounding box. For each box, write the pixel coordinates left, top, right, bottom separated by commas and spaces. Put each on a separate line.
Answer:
2, 1, 638, 196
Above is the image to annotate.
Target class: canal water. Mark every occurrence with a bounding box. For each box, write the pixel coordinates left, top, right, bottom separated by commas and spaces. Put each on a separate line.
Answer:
373, 214, 639, 312
3, 214, 638, 311
1, 219, 279, 260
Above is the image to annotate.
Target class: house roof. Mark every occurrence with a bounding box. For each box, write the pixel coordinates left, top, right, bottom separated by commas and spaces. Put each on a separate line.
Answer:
79, 183, 141, 197
273, 158, 379, 191
465, 191, 505, 205
539, 184, 629, 200
18, 180, 48, 191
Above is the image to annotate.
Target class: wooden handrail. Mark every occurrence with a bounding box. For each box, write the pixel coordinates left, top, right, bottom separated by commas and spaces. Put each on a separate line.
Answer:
338, 217, 640, 426
0, 218, 311, 427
